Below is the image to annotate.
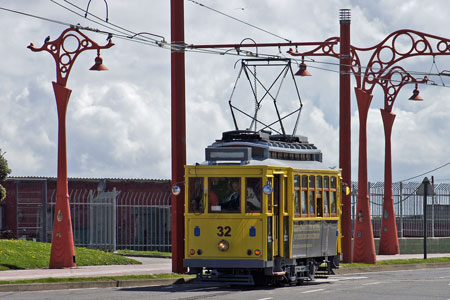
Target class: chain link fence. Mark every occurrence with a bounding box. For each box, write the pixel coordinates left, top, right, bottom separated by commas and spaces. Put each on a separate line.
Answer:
352, 181, 450, 238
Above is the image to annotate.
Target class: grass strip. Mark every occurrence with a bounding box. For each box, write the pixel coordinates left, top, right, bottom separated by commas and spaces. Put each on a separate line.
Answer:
0, 273, 193, 285
341, 256, 450, 268
116, 249, 172, 258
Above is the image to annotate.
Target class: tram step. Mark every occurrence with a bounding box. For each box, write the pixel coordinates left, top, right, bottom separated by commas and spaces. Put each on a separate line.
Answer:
314, 271, 329, 279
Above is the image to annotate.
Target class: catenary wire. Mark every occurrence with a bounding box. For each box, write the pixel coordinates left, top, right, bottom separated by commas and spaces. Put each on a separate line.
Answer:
6, 2, 446, 82
2, 4, 450, 90
187, 0, 291, 43
0, 6, 72, 27
396, 161, 450, 183
2, 1, 449, 80
58, 0, 162, 42
50, 0, 163, 45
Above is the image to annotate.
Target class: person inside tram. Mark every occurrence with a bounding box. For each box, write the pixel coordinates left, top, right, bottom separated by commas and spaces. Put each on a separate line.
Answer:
222, 178, 240, 211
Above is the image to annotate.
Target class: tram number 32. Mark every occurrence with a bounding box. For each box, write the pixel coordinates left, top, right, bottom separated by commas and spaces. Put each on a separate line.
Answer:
217, 226, 231, 237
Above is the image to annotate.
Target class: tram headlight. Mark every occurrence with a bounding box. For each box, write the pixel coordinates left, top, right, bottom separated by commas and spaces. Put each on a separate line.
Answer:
217, 240, 230, 251
189, 249, 195, 255
254, 249, 261, 256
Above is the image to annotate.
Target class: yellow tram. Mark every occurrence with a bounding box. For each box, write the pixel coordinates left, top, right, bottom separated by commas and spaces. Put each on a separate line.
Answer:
183, 130, 343, 285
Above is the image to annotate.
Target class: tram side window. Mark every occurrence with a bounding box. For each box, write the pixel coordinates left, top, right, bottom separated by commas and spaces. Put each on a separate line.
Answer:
294, 175, 300, 216
246, 178, 262, 213
208, 177, 241, 213
284, 177, 288, 213
323, 176, 330, 216
188, 177, 204, 213
267, 178, 273, 213
301, 175, 308, 215
294, 191, 300, 216
309, 175, 316, 216
330, 176, 337, 215
316, 176, 323, 217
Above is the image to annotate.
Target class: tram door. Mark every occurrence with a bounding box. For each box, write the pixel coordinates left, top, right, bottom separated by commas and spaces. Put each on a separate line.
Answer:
273, 174, 284, 257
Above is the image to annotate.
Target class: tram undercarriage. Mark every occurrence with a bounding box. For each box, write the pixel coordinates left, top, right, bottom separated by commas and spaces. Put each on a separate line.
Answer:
190, 256, 339, 286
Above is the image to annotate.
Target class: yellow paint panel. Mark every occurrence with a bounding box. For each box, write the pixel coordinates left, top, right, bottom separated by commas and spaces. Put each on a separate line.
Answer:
186, 217, 264, 260
187, 165, 265, 176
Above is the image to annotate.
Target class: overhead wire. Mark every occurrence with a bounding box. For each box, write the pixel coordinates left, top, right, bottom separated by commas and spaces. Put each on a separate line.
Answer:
0, 4, 164, 49
2, 3, 450, 90
396, 161, 450, 183
60, 0, 162, 42
1, 2, 284, 58
52, 0, 287, 58
0, 5, 72, 27
0, 5, 434, 75
187, 0, 292, 43
51, 0, 165, 46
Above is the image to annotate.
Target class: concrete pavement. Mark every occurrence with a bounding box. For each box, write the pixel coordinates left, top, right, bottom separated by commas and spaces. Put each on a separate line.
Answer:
0, 256, 172, 282
0, 253, 450, 292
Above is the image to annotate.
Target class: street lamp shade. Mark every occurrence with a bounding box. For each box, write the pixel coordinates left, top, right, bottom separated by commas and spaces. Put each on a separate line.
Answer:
409, 84, 423, 101
90, 55, 108, 71
295, 62, 312, 76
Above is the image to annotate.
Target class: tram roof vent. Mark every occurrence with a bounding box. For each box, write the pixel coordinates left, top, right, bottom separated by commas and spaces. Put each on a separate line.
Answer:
269, 134, 308, 143
220, 130, 270, 142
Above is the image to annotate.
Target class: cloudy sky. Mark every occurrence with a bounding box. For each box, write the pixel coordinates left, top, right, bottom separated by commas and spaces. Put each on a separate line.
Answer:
1, 0, 450, 183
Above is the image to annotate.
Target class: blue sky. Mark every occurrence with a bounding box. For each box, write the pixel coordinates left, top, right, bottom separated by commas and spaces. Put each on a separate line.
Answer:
1, 0, 450, 183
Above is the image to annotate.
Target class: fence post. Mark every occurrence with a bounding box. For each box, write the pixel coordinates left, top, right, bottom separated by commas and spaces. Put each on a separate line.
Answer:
42, 180, 48, 242
113, 187, 117, 252
399, 181, 403, 238
431, 176, 435, 238
89, 191, 94, 247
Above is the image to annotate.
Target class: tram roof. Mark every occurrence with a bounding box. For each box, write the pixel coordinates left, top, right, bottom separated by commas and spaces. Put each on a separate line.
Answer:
193, 158, 336, 172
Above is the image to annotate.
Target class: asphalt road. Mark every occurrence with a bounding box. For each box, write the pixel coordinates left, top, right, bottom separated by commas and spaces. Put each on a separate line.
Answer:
1, 266, 449, 300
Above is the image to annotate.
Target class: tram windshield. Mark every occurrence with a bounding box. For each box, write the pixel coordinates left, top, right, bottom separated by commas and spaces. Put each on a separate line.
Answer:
208, 177, 241, 213
188, 177, 204, 213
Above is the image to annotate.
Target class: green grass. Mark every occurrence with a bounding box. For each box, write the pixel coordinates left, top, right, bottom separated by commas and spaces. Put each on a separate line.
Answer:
0, 240, 140, 271
0, 273, 192, 285
341, 256, 450, 268
116, 249, 172, 258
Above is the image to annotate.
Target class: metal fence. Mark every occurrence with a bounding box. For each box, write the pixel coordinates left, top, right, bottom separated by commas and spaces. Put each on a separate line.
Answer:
52, 189, 172, 252
14, 182, 172, 252
352, 181, 450, 238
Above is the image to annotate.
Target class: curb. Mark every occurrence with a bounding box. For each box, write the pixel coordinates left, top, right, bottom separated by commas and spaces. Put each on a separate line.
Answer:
0, 277, 193, 293
120, 253, 171, 259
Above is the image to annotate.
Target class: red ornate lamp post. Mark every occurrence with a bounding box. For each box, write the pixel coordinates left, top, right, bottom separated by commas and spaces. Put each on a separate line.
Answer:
350, 30, 450, 262
375, 66, 427, 255
28, 27, 113, 268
